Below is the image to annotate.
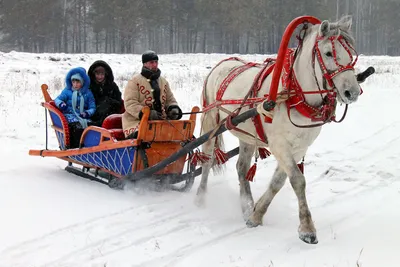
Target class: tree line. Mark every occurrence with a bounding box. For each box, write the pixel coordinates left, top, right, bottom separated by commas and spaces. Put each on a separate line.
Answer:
1, 0, 399, 55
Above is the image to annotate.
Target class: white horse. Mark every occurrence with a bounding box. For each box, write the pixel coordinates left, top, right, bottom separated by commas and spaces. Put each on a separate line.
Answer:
196, 16, 360, 244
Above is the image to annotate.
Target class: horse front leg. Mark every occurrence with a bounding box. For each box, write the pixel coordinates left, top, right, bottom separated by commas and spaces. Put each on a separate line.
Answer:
275, 151, 318, 244
246, 165, 287, 227
236, 141, 255, 220
288, 165, 318, 244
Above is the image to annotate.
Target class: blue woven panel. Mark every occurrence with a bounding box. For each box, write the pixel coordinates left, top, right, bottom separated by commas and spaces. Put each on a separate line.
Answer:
69, 146, 135, 176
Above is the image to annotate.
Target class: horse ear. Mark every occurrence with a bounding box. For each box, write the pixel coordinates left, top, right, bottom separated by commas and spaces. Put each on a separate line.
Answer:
319, 20, 330, 37
341, 16, 353, 31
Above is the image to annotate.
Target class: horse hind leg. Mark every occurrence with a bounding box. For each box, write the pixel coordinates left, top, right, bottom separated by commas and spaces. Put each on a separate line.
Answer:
236, 141, 255, 220
194, 111, 218, 207
247, 165, 287, 227
194, 140, 214, 207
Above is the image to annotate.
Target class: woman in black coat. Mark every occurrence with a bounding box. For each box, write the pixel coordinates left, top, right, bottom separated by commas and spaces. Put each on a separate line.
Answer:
88, 60, 123, 126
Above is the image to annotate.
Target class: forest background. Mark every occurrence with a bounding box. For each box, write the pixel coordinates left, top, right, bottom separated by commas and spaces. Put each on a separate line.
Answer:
0, 0, 399, 55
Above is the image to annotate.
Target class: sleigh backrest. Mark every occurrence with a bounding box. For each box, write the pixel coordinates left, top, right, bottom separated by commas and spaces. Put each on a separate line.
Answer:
44, 100, 71, 149
38, 84, 71, 149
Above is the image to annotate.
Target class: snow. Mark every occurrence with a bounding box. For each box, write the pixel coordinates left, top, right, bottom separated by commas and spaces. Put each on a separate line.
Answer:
0, 51, 399, 267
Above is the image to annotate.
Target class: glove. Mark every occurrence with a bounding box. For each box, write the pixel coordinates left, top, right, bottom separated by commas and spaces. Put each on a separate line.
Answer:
138, 109, 162, 120
80, 111, 90, 118
149, 110, 162, 120
167, 105, 182, 120
59, 102, 67, 111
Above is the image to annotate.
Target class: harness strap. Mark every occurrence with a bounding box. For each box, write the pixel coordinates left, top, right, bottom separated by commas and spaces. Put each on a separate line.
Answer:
248, 63, 276, 142
225, 114, 265, 144
217, 63, 257, 101
203, 58, 277, 145
202, 57, 249, 108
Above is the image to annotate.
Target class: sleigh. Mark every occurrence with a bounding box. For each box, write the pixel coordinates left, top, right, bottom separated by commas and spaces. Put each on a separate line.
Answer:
29, 84, 203, 191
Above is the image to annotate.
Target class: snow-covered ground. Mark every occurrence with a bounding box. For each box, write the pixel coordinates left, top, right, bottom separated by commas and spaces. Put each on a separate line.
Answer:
0, 51, 399, 267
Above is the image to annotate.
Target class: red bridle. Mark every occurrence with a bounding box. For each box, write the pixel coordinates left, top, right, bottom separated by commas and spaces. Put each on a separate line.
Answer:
283, 32, 358, 127
313, 35, 358, 89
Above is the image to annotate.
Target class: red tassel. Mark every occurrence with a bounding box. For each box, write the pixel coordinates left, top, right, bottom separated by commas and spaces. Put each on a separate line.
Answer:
258, 147, 271, 159
246, 163, 257, 182
214, 148, 229, 165
297, 162, 304, 174
189, 150, 211, 166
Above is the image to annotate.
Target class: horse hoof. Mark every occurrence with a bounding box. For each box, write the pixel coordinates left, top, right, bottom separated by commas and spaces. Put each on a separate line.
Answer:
246, 219, 261, 228
194, 195, 205, 208
241, 204, 254, 221
242, 209, 252, 222
299, 232, 318, 244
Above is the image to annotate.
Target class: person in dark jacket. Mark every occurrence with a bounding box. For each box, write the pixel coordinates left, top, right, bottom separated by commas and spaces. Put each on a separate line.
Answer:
88, 60, 123, 126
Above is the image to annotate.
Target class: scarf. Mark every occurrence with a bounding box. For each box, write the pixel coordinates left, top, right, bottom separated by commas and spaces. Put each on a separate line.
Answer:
72, 90, 88, 128
141, 67, 162, 113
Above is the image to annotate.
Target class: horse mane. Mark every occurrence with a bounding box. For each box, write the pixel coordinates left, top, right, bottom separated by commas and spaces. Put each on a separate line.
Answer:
326, 16, 355, 46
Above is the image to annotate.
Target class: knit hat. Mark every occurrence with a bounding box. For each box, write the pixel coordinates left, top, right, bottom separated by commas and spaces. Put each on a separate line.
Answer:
142, 50, 158, 63
71, 73, 84, 84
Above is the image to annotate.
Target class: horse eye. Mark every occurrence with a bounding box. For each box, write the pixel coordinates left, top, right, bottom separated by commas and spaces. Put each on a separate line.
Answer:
325, 51, 333, 57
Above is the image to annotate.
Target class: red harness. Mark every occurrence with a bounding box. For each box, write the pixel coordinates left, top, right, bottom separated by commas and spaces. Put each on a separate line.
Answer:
202, 57, 275, 143
202, 35, 358, 141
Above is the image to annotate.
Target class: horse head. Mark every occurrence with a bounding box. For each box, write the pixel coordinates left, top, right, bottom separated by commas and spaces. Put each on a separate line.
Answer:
295, 16, 360, 106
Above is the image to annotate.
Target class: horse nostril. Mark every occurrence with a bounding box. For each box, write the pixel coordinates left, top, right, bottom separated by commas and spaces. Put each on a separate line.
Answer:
344, 90, 352, 99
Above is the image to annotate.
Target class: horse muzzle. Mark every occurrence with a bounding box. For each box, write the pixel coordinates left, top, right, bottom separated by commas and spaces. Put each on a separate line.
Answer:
338, 85, 360, 104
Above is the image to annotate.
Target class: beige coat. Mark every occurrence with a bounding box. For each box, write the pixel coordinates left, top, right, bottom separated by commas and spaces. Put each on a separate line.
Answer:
122, 73, 178, 137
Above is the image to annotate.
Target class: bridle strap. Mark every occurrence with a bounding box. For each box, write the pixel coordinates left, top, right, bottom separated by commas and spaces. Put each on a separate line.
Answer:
313, 35, 358, 88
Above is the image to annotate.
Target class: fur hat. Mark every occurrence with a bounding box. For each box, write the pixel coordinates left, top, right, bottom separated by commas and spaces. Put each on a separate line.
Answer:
142, 50, 158, 63
71, 73, 84, 84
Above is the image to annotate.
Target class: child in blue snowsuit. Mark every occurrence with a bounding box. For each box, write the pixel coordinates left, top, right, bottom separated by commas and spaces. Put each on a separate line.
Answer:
55, 67, 96, 148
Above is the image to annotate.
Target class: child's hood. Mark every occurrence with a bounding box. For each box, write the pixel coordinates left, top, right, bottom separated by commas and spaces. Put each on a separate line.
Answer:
65, 67, 91, 93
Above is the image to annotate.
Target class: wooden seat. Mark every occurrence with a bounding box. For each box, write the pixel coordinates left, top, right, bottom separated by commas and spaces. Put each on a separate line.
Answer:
102, 114, 122, 129
108, 129, 125, 140
102, 114, 125, 140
